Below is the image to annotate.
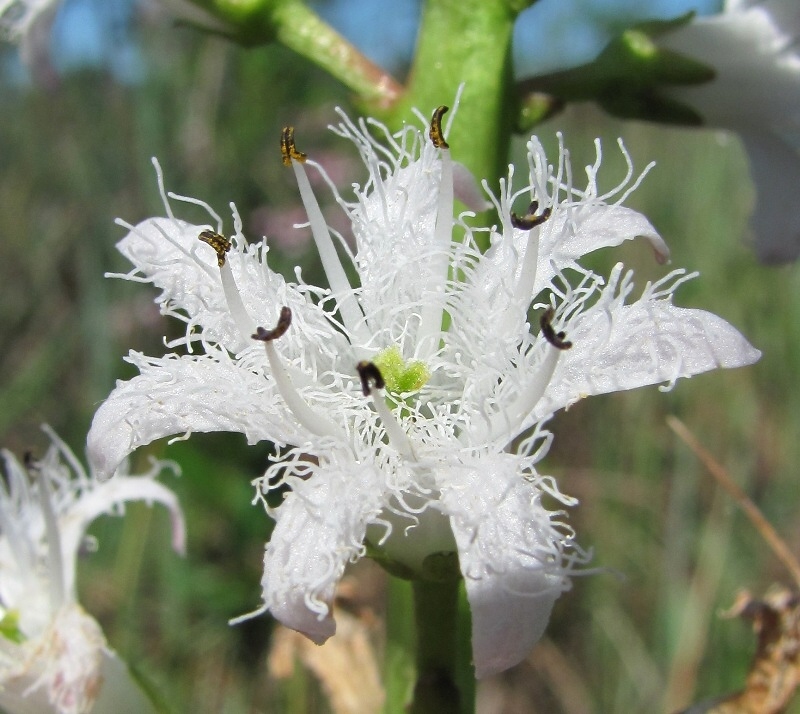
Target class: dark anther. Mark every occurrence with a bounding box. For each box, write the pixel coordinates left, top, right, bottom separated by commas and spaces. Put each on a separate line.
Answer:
280, 126, 307, 166
198, 230, 232, 268
356, 361, 385, 397
253, 306, 292, 342
429, 106, 450, 149
23, 451, 40, 472
511, 200, 552, 230
540, 307, 572, 350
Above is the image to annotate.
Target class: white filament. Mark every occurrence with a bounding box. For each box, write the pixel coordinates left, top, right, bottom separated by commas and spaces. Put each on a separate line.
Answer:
371, 391, 415, 461
263, 342, 345, 441
219, 260, 256, 347
493, 347, 562, 444
417, 147, 454, 359
291, 161, 367, 342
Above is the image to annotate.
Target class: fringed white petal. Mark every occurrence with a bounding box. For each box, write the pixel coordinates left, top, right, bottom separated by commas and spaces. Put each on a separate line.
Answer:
254, 454, 383, 643
533, 281, 762, 420
60, 474, 186, 596
437, 453, 581, 678
115, 216, 337, 353
87, 350, 311, 480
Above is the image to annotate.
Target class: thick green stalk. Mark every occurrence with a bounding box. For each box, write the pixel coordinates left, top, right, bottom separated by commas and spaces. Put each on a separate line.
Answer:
410, 579, 463, 714
389, 0, 535, 187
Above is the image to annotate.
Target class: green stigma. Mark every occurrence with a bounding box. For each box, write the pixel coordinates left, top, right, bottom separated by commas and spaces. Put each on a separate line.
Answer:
373, 346, 430, 394
0, 609, 24, 644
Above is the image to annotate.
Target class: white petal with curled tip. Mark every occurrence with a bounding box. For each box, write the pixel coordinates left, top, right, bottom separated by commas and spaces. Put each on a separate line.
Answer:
87, 349, 307, 481
445, 204, 668, 390
534, 204, 669, 291
60, 474, 186, 596
255, 454, 383, 643
437, 454, 576, 678
479, 204, 667, 310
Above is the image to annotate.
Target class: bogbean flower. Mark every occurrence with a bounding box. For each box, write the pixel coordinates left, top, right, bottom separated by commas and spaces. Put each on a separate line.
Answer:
0, 0, 225, 80
659, 0, 800, 262
0, 0, 60, 77
0, 427, 185, 714
87, 106, 759, 677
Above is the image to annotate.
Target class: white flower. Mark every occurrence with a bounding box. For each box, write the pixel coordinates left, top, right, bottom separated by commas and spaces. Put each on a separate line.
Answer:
0, 0, 61, 78
87, 107, 759, 677
659, 0, 800, 262
0, 426, 185, 714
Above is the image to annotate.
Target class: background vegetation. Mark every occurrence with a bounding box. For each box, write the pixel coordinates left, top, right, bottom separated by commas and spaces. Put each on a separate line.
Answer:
1, 2, 798, 712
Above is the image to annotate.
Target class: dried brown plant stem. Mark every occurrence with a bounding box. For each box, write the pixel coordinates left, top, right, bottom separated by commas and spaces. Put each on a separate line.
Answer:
666, 416, 800, 591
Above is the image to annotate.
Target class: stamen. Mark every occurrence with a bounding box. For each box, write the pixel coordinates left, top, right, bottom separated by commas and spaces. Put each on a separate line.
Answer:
252, 306, 292, 342
356, 362, 414, 460
429, 106, 450, 149
254, 307, 344, 440
510, 200, 552, 230
540, 308, 572, 350
198, 229, 231, 268
280, 126, 307, 166
483, 347, 562, 446
471, 311, 572, 446
356, 361, 385, 396
282, 127, 367, 345
418, 106, 455, 359
197, 231, 255, 345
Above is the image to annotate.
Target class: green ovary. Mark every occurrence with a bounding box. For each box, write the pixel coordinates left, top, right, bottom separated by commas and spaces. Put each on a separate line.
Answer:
373, 346, 430, 394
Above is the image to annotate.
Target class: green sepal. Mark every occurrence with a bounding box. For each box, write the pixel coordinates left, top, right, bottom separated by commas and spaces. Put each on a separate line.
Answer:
365, 538, 419, 581
519, 12, 717, 126
366, 539, 462, 584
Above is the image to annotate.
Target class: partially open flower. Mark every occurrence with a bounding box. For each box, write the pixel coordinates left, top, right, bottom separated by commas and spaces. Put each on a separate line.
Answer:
0, 427, 185, 713
659, 0, 800, 262
87, 105, 759, 677
0, 0, 60, 79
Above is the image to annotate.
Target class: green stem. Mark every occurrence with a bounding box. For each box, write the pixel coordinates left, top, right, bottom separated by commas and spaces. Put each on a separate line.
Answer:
270, 1, 402, 108
187, 0, 402, 108
410, 579, 463, 714
389, 0, 533, 188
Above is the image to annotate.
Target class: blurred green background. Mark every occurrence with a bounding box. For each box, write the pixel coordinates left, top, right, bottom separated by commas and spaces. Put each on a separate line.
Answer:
1, 1, 798, 712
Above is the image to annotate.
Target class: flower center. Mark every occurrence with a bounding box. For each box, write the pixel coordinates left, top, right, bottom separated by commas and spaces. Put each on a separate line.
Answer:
357, 361, 416, 460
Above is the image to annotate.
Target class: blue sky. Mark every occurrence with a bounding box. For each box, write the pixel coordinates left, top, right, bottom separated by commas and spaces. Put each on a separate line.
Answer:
314, 0, 721, 75
39, 0, 722, 81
